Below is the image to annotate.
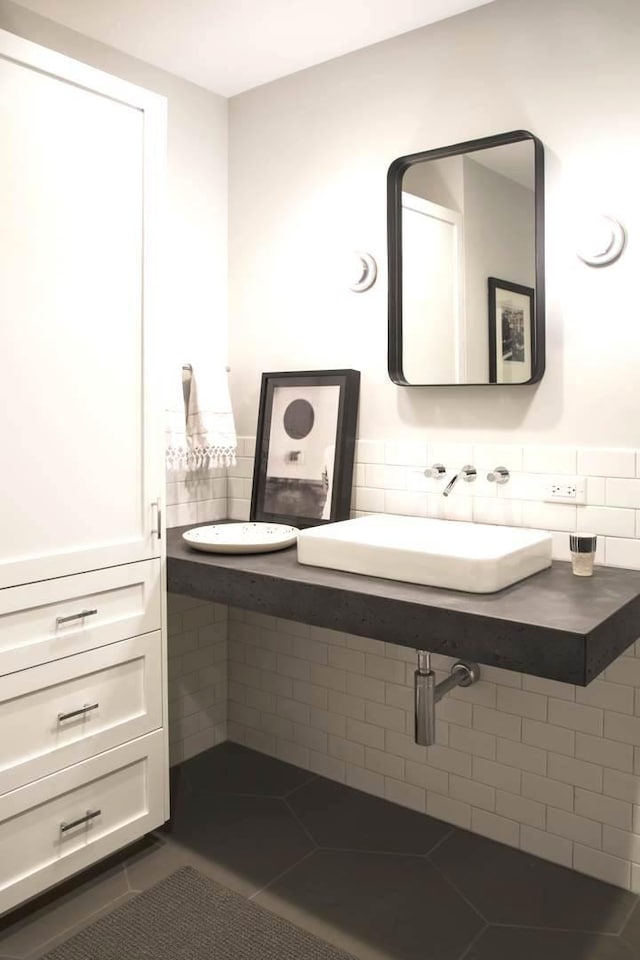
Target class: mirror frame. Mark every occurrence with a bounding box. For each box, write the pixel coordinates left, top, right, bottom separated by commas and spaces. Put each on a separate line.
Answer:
387, 129, 545, 386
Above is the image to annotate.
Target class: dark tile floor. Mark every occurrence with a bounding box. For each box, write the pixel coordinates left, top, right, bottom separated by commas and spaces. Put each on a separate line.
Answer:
2, 742, 640, 959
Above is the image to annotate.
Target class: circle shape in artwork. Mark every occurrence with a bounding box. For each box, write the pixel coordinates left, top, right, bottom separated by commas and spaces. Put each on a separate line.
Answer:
283, 398, 315, 439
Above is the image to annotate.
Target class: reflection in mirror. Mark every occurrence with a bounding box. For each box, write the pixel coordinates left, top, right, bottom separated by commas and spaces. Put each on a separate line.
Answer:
388, 131, 544, 386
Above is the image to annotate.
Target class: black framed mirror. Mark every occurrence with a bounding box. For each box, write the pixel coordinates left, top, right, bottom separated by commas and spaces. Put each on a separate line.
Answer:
388, 130, 545, 386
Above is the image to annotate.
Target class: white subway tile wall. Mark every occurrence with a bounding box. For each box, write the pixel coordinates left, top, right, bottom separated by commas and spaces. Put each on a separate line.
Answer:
168, 439, 640, 890
227, 439, 640, 566
165, 462, 228, 762
227, 606, 640, 891
166, 465, 227, 528
166, 593, 228, 765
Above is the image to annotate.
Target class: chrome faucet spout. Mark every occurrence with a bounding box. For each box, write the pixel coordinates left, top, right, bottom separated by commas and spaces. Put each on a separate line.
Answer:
442, 473, 459, 497
442, 464, 477, 497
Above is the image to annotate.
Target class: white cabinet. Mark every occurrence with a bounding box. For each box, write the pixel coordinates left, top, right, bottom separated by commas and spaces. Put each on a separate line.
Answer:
0, 632, 163, 795
0, 28, 166, 589
0, 28, 169, 916
0, 732, 165, 915
0, 560, 162, 675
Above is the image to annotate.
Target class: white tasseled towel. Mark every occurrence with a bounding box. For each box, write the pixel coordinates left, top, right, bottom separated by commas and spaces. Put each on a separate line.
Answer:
186, 362, 237, 469
166, 364, 237, 471
165, 370, 189, 471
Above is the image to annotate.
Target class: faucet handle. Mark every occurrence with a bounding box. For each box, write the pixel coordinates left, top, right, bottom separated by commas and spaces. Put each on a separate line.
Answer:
487, 466, 510, 484
424, 463, 446, 479
461, 464, 477, 482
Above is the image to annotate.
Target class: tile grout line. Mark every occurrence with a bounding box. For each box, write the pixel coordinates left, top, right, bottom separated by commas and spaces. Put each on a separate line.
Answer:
425, 858, 488, 924
121, 858, 136, 894
490, 921, 625, 936
20, 891, 133, 960
423, 826, 457, 859
616, 893, 640, 936
281, 796, 320, 848
248, 848, 318, 902
282, 773, 319, 798
317, 844, 427, 859
187, 788, 307, 800
456, 922, 489, 960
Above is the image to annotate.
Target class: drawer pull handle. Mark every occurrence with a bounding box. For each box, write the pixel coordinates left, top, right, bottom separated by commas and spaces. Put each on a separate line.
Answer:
56, 609, 98, 627
58, 702, 99, 723
60, 808, 102, 833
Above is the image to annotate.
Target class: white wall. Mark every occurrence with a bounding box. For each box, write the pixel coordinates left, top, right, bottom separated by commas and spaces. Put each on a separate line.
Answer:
228, 0, 640, 445
0, 0, 229, 368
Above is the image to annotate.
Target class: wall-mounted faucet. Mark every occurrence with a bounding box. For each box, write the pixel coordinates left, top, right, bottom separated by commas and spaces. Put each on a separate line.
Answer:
423, 463, 446, 480
487, 466, 510, 484
442, 464, 477, 497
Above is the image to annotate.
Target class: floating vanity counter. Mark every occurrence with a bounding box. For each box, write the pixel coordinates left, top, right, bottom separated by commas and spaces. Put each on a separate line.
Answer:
168, 527, 640, 686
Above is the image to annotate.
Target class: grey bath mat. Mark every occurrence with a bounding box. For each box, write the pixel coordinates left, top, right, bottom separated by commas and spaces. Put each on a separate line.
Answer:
41, 866, 356, 959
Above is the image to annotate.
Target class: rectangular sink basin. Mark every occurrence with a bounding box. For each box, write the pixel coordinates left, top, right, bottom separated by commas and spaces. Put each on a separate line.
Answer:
297, 515, 552, 593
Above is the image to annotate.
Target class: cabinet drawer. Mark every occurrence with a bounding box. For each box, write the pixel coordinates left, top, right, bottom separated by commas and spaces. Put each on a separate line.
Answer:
0, 633, 163, 795
0, 560, 161, 674
0, 730, 165, 916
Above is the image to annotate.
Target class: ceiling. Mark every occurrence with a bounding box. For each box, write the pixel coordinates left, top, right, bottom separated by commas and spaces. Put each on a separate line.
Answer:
14, 0, 495, 96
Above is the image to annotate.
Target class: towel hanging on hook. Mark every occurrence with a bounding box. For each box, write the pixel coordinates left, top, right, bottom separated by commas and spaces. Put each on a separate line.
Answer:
186, 361, 236, 469
166, 363, 236, 471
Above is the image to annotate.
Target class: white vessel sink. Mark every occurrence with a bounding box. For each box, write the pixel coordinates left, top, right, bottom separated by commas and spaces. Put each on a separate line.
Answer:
297, 515, 552, 593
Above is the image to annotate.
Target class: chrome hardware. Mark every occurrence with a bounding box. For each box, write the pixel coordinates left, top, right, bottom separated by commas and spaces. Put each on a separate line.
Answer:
152, 500, 162, 540
183, 363, 230, 373
414, 652, 436, 746
443, 464, 477, 497
423, 463, 446, 479
60, 809, 102, 834
55, 609, 98, 627
449, 660, 481, 688
414, 653, 481, 746
487, 466, 510, 484
58, 702, 99, 723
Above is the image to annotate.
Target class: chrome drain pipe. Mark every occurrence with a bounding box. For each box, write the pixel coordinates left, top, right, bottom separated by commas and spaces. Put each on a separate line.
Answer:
414, 652, 481, 746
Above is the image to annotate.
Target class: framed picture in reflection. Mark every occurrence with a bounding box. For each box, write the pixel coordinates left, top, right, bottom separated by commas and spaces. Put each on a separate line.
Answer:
488, 277, 534, 384
250, 369, 360, 528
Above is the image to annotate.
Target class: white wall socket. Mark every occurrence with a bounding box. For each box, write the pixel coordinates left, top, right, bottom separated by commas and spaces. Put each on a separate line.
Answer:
542, 476, 586, 504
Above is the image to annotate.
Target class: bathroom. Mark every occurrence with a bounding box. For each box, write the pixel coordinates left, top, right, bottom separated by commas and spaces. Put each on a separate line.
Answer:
2, 0, 640, 956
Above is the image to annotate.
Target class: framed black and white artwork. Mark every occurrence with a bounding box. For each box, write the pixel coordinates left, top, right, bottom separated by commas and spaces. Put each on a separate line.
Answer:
250, 370, 360, 528
488, 277, 535, 384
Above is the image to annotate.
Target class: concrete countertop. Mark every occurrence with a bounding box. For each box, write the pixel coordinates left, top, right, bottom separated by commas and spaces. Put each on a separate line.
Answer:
167, 525, 640, 685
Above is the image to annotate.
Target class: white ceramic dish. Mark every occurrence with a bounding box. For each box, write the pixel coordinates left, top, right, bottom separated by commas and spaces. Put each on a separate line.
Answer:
182, 522, 299, 554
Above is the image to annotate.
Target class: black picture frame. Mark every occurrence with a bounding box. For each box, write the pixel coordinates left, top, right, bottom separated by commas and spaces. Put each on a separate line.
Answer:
250, 369, 360, 529
387, 128, 545, 386
488, 277, 535, 384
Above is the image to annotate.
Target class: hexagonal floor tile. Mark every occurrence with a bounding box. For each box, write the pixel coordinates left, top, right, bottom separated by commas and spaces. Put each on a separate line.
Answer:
431, 830, 635, 932
167, 791, 315, 896
467, 926, 635, 960
620, 899, 640, 950
181, 742, 316, 797
0, 859, 128, 959
256, 849, 484, 960
288, 775, 454, 855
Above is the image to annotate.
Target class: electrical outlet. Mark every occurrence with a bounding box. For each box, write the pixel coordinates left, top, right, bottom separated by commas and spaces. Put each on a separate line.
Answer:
542, 476, 586, 504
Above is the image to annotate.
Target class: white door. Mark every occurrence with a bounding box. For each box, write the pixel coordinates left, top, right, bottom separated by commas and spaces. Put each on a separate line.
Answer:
0, 30, 166, 588
401, 192, 465, 384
